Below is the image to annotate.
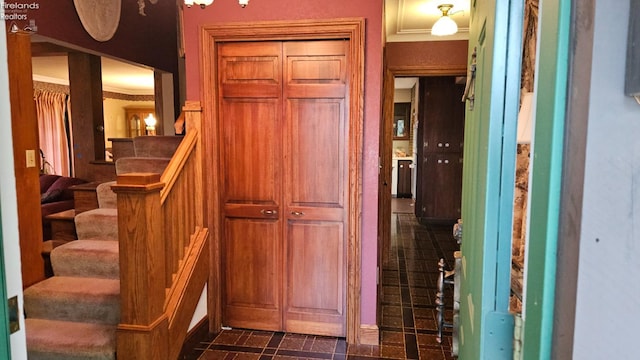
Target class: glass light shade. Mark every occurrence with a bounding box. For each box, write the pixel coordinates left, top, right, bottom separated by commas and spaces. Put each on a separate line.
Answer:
185, 0, 248, 8
197, 0, 214, 7
187, 0, 213, 8
144, 114, 157, 127
432, 15, 458, 36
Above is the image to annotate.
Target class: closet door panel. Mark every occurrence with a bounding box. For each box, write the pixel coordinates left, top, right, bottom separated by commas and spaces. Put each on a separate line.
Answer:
218, 41, 281, 98
282, 40, 348, 336
221, 99, 280, 207
223, 218, 282, 330
285, 221, 345, 336
218, 42, 284, 331
220, 42, 283, 216
287, 99, 345, 208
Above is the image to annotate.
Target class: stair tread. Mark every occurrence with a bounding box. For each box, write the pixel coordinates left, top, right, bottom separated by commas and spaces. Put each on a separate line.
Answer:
54, 239, 119, 250
25, 276, 119, 298
51, 240, 120, 279
26, 318, 115, 360
74, 208, 118, 241
24, 277, 120, 325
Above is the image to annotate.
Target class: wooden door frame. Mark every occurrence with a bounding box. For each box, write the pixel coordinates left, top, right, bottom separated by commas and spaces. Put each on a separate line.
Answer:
378, 64, 466, 279
549, 1, 594, 357
200, 18, 365, 344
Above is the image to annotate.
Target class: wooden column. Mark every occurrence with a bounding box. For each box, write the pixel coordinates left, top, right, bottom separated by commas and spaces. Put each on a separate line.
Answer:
112, 173, 168, 360
68, 52, 111, 180
7, 31, 45, 288
154, 70, 178, 136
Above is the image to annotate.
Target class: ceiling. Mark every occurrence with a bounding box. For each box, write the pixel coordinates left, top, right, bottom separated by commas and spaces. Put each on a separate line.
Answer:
31, 55, 155, 96
31, 0, 470, 94
385, 0, 470, 42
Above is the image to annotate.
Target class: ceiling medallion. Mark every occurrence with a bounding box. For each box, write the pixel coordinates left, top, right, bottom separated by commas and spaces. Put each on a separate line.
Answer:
73, 0, 121, 42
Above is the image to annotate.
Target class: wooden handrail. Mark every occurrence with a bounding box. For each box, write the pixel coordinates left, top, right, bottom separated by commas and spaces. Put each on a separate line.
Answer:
113, 102, 208, 360
160, 131, 196, 203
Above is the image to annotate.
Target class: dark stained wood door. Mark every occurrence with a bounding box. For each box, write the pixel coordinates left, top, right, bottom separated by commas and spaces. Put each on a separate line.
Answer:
415, 76, 465, 222
218, 40, 348, 336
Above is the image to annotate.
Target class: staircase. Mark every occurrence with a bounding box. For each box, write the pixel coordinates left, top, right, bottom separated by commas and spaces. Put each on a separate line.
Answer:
24, 214, 120, 359
24, 135, 186, 359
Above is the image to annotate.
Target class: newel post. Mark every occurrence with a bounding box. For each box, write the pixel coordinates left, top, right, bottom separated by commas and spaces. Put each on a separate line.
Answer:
112, 173, 168, 360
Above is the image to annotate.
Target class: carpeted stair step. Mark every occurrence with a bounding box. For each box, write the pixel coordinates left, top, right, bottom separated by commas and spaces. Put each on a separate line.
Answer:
75, 208, 118, 241
51, 240, 119, 279
26, 318, 115, 360
24, 277, 120, 325
115, 157, 171, 175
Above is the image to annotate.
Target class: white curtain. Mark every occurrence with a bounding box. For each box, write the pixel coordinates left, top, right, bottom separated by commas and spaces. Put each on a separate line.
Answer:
34, 90, 71, 176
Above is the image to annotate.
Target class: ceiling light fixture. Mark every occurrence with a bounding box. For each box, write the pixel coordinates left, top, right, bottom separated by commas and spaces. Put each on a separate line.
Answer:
431, 4, 458, 36
184, 0, 249, 9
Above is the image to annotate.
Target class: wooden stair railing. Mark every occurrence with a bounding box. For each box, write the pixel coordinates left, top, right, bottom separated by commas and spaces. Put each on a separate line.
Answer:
112, 101, 209, 360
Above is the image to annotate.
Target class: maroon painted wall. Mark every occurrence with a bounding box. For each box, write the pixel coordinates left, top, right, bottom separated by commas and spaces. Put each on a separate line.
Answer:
182, 0, 384, 326
7, 0, 177, 73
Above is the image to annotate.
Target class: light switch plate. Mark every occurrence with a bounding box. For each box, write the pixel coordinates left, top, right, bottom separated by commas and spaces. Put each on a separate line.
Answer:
26, 149, 36, 168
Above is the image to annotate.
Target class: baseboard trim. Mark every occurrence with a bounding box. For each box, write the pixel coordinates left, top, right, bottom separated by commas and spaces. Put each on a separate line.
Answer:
180, 318, 380, 349
359, 324, 380, 345
179, 317, 210, 358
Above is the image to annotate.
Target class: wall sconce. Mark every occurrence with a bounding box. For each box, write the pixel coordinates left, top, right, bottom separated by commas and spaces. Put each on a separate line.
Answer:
144, 114, 157, 136
432, 4, 458, 36
184, 0, 249, 9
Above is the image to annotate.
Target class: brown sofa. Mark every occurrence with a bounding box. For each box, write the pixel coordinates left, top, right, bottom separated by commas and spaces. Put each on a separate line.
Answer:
40, 174, 87, 240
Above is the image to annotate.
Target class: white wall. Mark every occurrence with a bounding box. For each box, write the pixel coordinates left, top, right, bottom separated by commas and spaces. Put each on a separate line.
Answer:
0, 26, 29, 359
188, 285, 208, 331
394, 88, 412, 103
573, 0, 640, 358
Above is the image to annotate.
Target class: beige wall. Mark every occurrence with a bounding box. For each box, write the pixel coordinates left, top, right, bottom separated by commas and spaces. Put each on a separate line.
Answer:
103, 98, 154, 149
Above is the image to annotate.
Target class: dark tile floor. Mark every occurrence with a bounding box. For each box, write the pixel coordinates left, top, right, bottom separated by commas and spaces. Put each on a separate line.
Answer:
183, 200, 459, 360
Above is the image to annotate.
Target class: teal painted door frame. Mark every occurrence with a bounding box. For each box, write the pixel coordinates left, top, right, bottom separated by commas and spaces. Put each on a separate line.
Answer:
0, 205, 12, 358
521, 0, 571, 358
458, 0, 523, 358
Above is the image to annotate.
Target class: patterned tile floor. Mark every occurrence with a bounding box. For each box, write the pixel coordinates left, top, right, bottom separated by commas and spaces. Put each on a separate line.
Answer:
183, 203, 459, 360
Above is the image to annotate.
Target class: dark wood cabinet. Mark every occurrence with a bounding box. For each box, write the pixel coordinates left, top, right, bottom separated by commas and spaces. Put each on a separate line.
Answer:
415, 76, 465, 223
419, 153, 463, 220
125, 107, 155, 137
397, 159, 412, 198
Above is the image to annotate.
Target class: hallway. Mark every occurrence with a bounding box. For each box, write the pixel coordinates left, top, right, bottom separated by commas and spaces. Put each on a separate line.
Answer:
182, 199, 457, 359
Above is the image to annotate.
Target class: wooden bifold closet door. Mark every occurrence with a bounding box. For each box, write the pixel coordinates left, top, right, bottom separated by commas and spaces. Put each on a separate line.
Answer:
218, 40, 349, 337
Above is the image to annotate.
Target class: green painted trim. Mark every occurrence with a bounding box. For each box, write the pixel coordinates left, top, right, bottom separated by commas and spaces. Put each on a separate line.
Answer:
0, 205, 12, 358
522, 0, 571, 358
458, 0, 523, 358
